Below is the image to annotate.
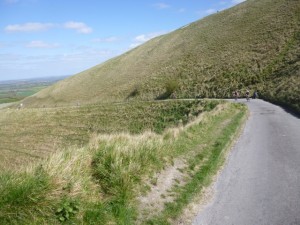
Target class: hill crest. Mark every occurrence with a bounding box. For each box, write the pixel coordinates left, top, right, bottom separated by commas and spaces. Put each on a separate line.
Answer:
22, 0, 300, 112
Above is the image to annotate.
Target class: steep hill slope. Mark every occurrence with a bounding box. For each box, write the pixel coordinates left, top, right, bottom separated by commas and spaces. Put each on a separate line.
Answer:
22, 0, 300, 111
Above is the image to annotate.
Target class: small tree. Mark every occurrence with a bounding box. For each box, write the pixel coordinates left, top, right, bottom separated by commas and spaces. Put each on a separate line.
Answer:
165, 79, 179, 96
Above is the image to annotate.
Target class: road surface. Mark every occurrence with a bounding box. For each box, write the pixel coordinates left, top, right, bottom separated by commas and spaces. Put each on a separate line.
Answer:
193, 99, 300, 225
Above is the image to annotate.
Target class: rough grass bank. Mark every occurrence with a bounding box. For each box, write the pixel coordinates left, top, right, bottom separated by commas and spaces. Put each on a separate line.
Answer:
0, 101, 247, 224
0, 100, 215, 171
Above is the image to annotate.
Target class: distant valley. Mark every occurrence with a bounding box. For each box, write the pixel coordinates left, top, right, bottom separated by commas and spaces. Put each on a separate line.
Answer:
0, 76, 69, 104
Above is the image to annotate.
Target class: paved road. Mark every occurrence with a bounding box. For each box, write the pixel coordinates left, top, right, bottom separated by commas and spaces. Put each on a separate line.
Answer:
193, 99, 300, 225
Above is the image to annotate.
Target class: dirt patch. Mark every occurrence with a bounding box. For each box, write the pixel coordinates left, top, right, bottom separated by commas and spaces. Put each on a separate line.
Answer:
137, 158, 188, 221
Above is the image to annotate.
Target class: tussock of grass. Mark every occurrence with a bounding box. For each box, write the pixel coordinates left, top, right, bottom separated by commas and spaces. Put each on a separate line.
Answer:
0, 168, 54, 224
0, 145, 101, 224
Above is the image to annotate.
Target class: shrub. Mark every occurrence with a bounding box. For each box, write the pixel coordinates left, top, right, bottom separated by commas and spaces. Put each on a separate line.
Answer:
165, 79, 179, 96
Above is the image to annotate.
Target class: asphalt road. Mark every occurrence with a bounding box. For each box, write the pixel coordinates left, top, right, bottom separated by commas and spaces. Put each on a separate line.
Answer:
193, 99, 300, 225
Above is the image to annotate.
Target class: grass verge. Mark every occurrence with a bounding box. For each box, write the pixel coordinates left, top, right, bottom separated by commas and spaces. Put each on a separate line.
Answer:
90, 102, 247, 224
144, 104, 246, 224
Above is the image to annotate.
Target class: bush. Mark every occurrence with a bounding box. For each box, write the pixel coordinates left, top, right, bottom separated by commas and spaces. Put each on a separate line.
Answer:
165, 79, 179, 96
156, 79, 179, 100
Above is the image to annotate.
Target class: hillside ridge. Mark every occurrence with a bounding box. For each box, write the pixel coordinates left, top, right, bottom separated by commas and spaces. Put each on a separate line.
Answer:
21, 0, 300, 112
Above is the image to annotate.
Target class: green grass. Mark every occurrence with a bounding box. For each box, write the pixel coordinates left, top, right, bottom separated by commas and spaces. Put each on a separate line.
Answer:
89, 102, 247, 224
259, 30, 300, 114
0, 100, 215, 171
0, 101, 247, 224
144, 105, 246, 224
0, 167, 56, 225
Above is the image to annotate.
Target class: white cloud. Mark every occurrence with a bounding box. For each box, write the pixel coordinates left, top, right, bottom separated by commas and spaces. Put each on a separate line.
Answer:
232, 0, 246, 3
135, 35, 151, 43
92, 37, 119, 43
4, 22, 54, 32
4, 21, 93, 34
129, 43, 140, 49
130, 31, 166, 48
205, 8, 217, 14
153, 2, 170, 10
26, 40, 60, 48
63, 21, 93, 34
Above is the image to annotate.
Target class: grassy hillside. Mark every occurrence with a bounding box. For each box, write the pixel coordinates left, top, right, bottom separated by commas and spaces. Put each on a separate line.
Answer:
0, 102, 247, 224
0, 99, 218, 171
21, 0, 300, 113
259, 30, 300, 113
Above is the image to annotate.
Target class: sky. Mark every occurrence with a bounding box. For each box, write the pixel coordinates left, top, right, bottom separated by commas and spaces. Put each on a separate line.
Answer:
0, 0, 246, 81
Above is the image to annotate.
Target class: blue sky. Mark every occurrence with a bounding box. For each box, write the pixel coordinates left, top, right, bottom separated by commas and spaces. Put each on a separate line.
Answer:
0, 0, 245, 81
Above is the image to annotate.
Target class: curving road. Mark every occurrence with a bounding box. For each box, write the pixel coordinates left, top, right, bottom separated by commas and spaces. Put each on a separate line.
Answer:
193, 99, 300, 225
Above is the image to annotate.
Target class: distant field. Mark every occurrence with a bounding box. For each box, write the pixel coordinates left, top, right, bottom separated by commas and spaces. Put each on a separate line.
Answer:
0, 99, 219, 171
0, 76, 68, 104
